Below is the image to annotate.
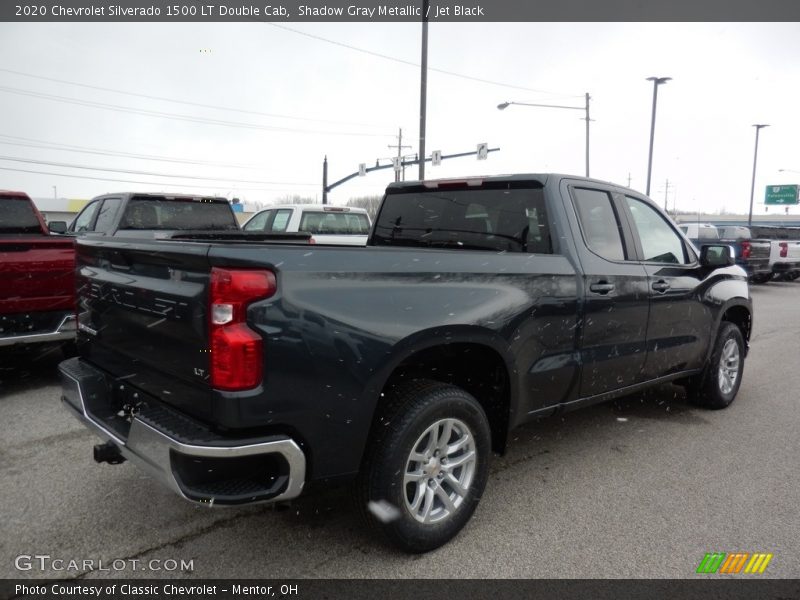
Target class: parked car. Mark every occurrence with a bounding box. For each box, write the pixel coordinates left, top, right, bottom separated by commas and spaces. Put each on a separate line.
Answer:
53, 193, 240, 238
0, 191, 76, 352
242, 204, 371, 245
60, 174, 751, 553
680, 223, 770, 283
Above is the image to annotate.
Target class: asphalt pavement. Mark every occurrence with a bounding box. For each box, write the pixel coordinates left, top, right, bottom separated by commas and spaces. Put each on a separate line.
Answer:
1, 281, 798, 579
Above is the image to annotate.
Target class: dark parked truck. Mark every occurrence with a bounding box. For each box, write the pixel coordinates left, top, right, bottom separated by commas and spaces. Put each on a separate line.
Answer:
59, 174, 753, 552
0, 191, 76, 351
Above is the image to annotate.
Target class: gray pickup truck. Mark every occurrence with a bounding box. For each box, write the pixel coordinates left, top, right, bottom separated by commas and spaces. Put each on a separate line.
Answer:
60, 174, 752, 553
49, 192, 240, 237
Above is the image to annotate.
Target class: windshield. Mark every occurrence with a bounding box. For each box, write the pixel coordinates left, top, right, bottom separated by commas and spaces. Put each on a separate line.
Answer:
0, 197, 43, 234
119, 197, 238, 230
298, 211, 370, 235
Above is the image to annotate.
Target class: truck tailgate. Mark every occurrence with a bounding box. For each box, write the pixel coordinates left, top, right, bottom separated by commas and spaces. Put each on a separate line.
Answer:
76, 239, 214, 418
0, 236, 75, 313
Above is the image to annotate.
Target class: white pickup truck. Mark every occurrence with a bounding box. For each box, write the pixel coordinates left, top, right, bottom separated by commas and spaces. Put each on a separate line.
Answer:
750, 226, 800, 281
242, 204, 371, 245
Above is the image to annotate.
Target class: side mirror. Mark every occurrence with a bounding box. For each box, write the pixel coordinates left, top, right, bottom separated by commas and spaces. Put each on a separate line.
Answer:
700, 244, 735, 267
48, 221, 67, 234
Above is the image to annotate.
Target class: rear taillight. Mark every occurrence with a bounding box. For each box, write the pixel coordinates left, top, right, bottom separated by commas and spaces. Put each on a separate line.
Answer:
209, 267, 276, 391
779, 242, 788, 258
741, 241, 751, 259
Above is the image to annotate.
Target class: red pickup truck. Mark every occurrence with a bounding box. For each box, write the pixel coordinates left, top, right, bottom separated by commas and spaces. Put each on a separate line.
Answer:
0, 191, 76, 352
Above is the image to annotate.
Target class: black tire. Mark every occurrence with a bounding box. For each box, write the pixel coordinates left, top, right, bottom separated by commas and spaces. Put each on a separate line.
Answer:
750, 273, 770, 284
356, 379, 491, 553
685, 322, 745, 410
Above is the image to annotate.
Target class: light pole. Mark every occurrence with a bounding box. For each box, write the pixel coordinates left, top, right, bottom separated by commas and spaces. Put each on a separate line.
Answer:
497, 93, 591, 177
52, 185, 57, 199
748, 124, 769, 228
418, 0, 429, 181
645, 76, 671, 196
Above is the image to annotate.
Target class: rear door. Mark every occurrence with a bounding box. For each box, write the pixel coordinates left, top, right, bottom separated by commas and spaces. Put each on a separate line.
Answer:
564, 182, 650, 397
619, 194, 711, 378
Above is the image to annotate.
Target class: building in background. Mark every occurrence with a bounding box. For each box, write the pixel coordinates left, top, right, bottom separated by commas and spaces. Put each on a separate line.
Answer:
30, 197, 89, 224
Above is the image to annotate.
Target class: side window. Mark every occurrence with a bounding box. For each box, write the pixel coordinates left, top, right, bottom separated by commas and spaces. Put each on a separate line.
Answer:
571, 188, 626, 261
244, 210, 272, 231
93, 198, 122, 233
625, 196, 689, 264
71, 200, 101, 232
269, 209, 292, 232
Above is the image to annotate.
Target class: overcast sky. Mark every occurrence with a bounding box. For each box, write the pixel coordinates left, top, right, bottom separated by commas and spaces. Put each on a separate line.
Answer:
1, 21, 799, 214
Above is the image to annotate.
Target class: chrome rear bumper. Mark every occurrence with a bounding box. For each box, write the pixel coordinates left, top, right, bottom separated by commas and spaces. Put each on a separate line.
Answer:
59, 357, 306, 506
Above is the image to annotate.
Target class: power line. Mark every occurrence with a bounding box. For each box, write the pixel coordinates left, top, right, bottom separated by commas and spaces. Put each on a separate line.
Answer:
0, 155, 316, 185
0, 165, 317, 193
0, 134, 265, 169
267, 23, 584, 98
0, 67, 384, 129
0, 85, 393, 138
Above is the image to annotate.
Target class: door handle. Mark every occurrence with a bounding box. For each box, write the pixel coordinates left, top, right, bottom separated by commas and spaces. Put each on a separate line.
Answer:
652, 280, 670, 292
589, 282, 615, 295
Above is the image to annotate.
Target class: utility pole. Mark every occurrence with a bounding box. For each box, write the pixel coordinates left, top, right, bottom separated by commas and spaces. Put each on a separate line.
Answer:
645, 76, 671, 197
748, 124, 769, 228
627, 173, 632, 187
585, 92, 591, 177
663, 178, 672, 212
322, 156, 328, 205
388, 128, 411, 183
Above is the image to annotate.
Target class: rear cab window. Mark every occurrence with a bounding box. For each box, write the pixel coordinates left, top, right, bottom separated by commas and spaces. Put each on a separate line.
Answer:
119, 196, 238, 231
372, 183, 552, 253
0, 195, 43, 234
299, 210, 370, 235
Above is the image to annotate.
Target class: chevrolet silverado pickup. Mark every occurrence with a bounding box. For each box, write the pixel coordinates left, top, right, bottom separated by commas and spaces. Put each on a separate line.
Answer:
242, 204, 371, 246
749, 225, 800, 281
59, 174, 752, 552
0, 191, 76, 351
716, 226, 772, 283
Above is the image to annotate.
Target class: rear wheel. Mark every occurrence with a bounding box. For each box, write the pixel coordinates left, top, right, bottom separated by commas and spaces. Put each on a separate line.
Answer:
356, 380, 491, 553
685, 322, 745, 410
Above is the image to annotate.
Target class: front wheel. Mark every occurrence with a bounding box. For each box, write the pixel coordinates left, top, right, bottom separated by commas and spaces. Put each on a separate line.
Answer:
356, 380, 491, 553
685, 322, 745, 410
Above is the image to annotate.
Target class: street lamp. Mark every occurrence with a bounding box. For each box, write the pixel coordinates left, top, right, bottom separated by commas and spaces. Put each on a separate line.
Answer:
497, 93, 591, 177
645, 76, 671, 197
748, 124, 769, 228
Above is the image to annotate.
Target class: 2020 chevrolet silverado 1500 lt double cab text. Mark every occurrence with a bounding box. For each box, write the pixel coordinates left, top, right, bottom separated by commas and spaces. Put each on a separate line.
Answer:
59, 174, 752, 552
0, 191, 76, 351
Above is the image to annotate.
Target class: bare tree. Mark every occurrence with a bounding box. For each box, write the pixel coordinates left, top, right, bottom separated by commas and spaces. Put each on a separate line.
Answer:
275, 194, 317, 205
347, 195, 383, 220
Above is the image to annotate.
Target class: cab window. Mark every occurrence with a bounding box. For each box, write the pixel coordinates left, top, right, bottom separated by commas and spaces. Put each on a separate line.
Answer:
71, 200, 101, 232
625, 197, 689, 264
